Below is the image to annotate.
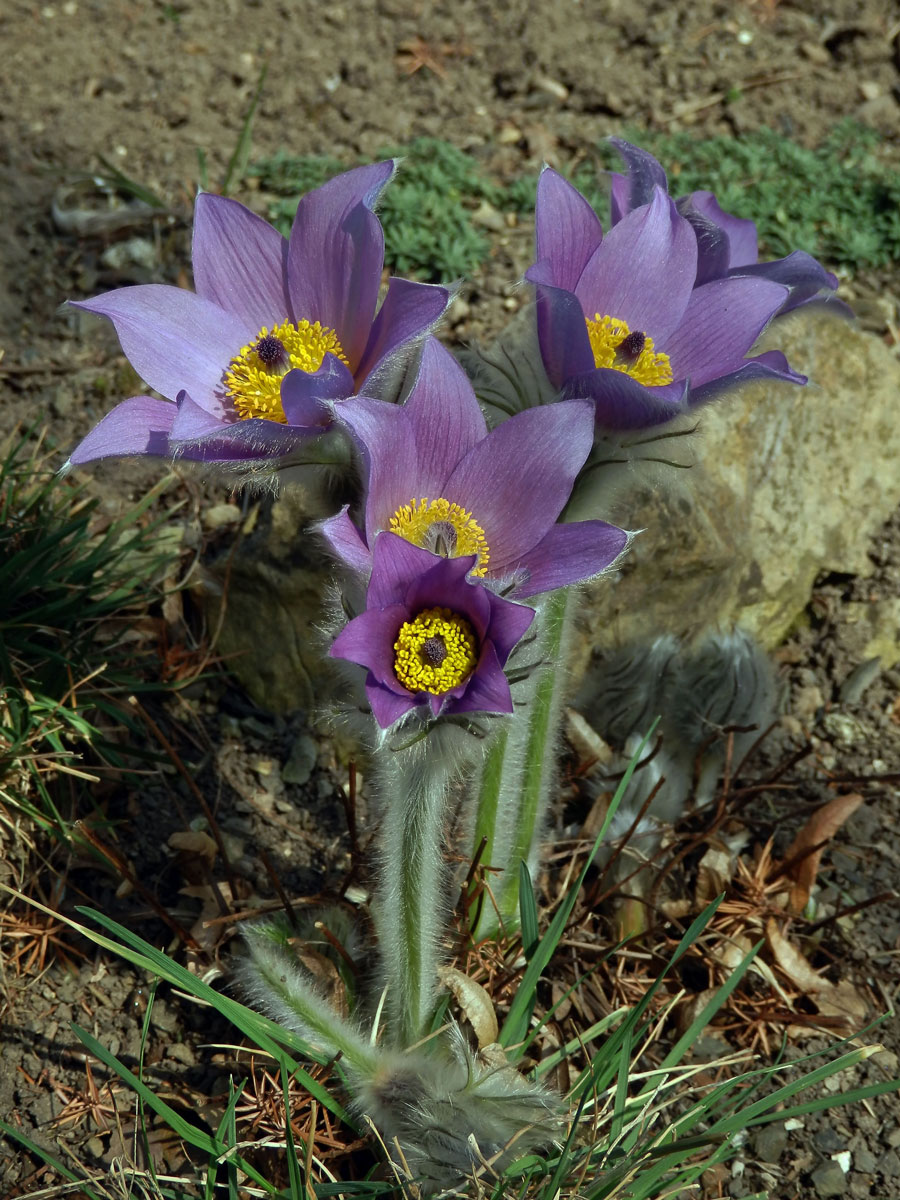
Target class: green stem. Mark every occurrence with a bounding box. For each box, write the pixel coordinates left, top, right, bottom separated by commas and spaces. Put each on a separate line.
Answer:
470, 587, 573, 939
373, 728, 475, 1048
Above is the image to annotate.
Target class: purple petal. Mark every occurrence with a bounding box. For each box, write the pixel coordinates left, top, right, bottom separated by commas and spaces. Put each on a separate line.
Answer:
663, 276, 789, 386
72, 285, 250, 409
337, 399, 418, 544
525, 270, 596, 387
448, 642, 514, 716
609, 139, 669, 214
675, 195, 732, 287
319, 506, 372, 574
534, 167, 604, 294
443, 400, 595, 571
367, 533, 447, 609
168, 391, 322, 461
564, 369, 690, 430
483, 594, 536, 662
608, 173, 630, 227
687, 349, 806, 408
287, 161, 395, 371
191, 193, 289, 331
366, 679, 417, 728
354, 277, 452, 393
686, 191, 758, 268
403, 338, 487, 496
170, 391, 230, 441
575, 187, 697, 345
329, 603, 407, 682
66, 396, 175, 464
725, 250, 839, 314
404, 551, 489, 637
508, 521, 629, 599
280, 355, 355, 428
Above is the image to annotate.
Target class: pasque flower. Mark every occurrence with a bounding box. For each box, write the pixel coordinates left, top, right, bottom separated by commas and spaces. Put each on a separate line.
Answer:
330, 532, 536, 728
321, 337, 629, 598
608, 138, 843, 316
525, 164, 804, 430
67, 162, 450, 466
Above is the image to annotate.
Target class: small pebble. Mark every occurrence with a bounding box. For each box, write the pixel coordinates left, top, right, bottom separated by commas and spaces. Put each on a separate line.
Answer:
811, 1161, 846, 1197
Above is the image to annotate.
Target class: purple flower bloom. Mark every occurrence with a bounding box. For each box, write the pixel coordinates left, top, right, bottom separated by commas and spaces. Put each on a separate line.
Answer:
66, 163, 451, 466
525, 165, 805, 431
609, 138, 843, 315
330, 532, 535, 728
320, 337, 629, 599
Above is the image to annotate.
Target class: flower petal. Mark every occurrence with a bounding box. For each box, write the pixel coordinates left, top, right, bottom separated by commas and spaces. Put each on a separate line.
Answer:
191, 192, 290, 331
483, 594, 536, 662
354, 277, 452, 393
534, 167, 604, 293
169, 391, 322, 461
319, 506, 371, 574
366, 679, 417, 728
676, 194, 732, 286
402, 338, 488, 497
686, 190, 758, 268
563, 369, 690, 430
443, 400, 595, 570
725, 250, 839, 314
287, 161, 395, 371
329, 603, 407, 680
404, 551, 490, 638
66, 396, 175, 464
609, 139, 669, 215
575, 187, 697, 345
366, 533, 447, 609
72, 285, 250, 409
448, 641, 514, 716
687, 349, 806, 408
508, 520, 629, 599
663, 275, 789, 386
280, 355, 355, 428
336, 398, 418, 544
525, 270, 596, 387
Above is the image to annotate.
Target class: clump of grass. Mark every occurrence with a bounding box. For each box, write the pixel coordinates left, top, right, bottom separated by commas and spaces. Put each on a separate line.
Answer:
250, 122, 900, 280
0, 428, 181, 847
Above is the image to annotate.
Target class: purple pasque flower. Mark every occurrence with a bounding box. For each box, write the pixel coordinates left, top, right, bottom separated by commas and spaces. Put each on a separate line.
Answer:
525, 166, 805, 431
66, 162, 451, 467
330, 532, 535, 728
320, 337, 629, 599
608, 138, 843, 315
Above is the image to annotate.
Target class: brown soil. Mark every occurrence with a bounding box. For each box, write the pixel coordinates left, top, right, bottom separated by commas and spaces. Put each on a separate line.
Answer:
2, 1, 900, 1197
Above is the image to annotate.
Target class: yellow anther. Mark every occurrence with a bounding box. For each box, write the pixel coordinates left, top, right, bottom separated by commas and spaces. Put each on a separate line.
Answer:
585, 314, 673, 386
388, 497, 490, 576
224, 319, 349, 423
393, 607, 477, 695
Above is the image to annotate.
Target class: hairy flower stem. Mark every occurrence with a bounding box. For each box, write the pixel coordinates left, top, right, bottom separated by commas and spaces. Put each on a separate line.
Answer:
470, 587, 573, 939
374, 728, 477, 1048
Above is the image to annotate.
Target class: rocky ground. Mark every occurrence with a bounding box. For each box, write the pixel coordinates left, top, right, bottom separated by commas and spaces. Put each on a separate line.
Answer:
2, 1, 900, 1197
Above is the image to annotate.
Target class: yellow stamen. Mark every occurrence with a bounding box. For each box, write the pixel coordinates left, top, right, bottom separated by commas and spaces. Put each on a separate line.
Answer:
585, 314, 673, 387
394, 607, 477, 695
224, 319, 349, 423
389, 498, 490, 576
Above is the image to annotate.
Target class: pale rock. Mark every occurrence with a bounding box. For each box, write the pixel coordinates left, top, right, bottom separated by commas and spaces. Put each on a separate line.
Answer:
577, 314, 900, 669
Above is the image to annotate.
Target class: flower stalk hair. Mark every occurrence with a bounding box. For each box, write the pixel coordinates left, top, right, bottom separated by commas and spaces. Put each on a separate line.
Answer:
66, 162, 450, 472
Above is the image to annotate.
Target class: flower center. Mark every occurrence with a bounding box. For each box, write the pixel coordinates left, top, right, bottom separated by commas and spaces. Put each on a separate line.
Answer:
585, 314, 673, 386
388, 498, 490, 576
393, 607, 477, 695
224, 319, 349, 423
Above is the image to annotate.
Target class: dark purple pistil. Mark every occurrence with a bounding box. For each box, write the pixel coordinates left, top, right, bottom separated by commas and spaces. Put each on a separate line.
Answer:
256, 335, 288, 369
615, 330, 646, 364
421, 636, 447, 667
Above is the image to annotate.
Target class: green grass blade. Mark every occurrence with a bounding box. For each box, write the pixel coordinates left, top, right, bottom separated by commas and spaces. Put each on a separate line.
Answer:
519, 860, 539, 959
